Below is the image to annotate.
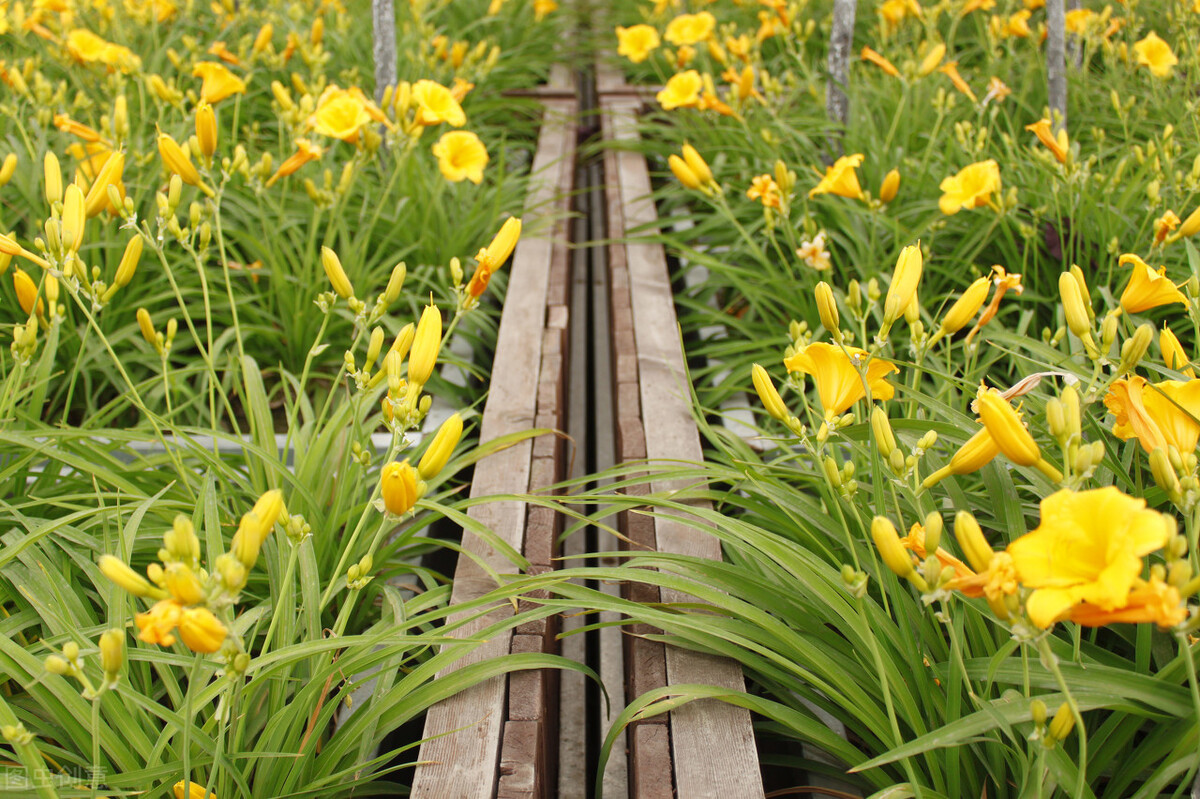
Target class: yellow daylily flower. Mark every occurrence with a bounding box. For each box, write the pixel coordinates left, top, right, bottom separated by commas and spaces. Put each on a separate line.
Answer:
1025, 118, 1068, 164
1008, 487, 1173, 628
664, 11, 715, 45
1118, 253, 1189, 313
431, 131, 489, 184
177, 607, 227, 653
808, 153, 865, 201
1104, 375, 1200, 454
192, 61, 246, 104
1133, 32, 1177, 78
616, 24, 660, 63
656, 69, 703, 110
412, 79, 467, 127
783, 342, 898, 419
938, 159, 1000, 215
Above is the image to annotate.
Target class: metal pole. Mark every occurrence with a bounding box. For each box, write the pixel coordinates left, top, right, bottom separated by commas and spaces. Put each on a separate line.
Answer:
1046, 0, 1067, 130
371, 0, 397, 104
825, 0, 857, 153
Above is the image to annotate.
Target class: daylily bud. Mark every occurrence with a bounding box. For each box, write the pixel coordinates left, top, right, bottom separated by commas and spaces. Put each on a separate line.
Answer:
408, 304, 442, 386
321, 246, 355, 299
918, 42, 946, 77
1161, 325, 1191, 374
418, 412, 463, 479
751, 364, 789, 421
1180, 205, 1200, 238
1150, 447, 1182, 499
814, 281, 840, 341
114, 236, 143, 288
1117, 322, 1153, 374
879, 168, 900, 204
1059, 271, 1094, 352
99, 629, 124, 678
1046, 703, 1075, 744
391, 322, 416, 360
381, 460, 419, 515
976, 388, 1040, 467
872, 516, 927, 589
383, 262, 407, 307
1031, 698, 1048, 726
163, 563, 205, 605
45, 655, 70, 675
923, 511, 943, 553
44, 151, 62, 205
157, 130, 212, 197
882, 244, 922, 331
365, 326, 385, 370
932, 276, 990, 343
0, 153, 16, 187
177, 607, 227, 653
137, 308, 158, 347
195, 102, 217, 160
954, 510, 993, 572
98, 554, 167, 599
481, 217, 522, 271
1045, 398, 1067, 444
871, 406, 897, 457
668, 154, 702, 190
61, 183, 86, 254
681, 143, 713, 186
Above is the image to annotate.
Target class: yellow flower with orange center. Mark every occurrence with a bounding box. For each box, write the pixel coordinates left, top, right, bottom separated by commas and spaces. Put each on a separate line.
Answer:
664, 11, 715, 45
616, 24, 660, 62
783, 342, 898, 419
938, 159, 1000, 215
808, 153, 865, 201
192, 61, 246, 104
1007, 487, 1173, 628
309, 87, 371, 142
431, 131, 489, 184
412, 79, 467, 127
1133, 31, 1177, 77
1104, 375, 1200, 454
656, 69, 703, 110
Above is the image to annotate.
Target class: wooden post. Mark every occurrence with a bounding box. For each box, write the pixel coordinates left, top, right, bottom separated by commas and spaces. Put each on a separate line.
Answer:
1046, 0, 1067, 129
825, 0, 857, 151
371, 0, 396, 103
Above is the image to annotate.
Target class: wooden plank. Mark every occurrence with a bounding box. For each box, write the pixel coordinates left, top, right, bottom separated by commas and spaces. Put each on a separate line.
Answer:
497, 720, 542, 799
604, 98, 765, 799
411, 96, 577, 799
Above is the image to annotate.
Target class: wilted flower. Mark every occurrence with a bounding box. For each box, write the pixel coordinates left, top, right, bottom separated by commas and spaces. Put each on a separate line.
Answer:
796, 231, 831, 271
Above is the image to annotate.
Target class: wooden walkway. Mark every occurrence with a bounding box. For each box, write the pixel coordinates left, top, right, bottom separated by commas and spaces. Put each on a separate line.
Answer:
411, 61, 765, 797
